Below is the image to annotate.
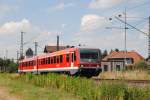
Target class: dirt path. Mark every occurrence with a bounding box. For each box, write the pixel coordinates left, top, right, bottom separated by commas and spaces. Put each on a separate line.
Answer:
0, 87, 21, 100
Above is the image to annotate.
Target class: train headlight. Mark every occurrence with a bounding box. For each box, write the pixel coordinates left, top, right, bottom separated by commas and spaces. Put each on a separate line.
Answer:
97, 65, 99, 67
81, 65, 84, 67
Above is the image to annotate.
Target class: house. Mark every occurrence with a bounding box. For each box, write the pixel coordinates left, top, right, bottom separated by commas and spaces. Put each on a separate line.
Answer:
44, 45, 67, 53
101, 51, 144, 72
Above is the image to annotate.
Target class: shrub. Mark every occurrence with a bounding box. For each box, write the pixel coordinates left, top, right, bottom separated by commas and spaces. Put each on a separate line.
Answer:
134, 60, 147, 70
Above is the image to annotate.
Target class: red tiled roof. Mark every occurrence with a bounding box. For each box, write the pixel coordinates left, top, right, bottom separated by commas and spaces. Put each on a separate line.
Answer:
103, 51, 144, 63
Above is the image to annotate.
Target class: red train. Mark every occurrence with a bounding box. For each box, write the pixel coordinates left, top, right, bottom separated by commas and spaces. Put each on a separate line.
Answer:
18, 48, 101, 77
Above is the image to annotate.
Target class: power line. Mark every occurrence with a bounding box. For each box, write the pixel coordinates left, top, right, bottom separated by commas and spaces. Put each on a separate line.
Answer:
127, 1, 150, 11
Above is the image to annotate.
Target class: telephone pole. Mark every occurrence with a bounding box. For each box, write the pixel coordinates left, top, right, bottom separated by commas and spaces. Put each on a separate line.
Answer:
5, 49, 8, 60
124, 8, 127, 66
17, 51, 19, 63
148, 16, 150, 59
34, 42, 38, 56
20, 31, 25, 59
57, 35, 59, 51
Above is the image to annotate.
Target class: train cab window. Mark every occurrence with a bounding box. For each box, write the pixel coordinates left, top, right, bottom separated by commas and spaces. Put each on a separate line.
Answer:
66, 54, 69, 62
57, 56, 59, 63
54, 56, 56, 64
48, 57, 50, 64
60, 55, 63, 63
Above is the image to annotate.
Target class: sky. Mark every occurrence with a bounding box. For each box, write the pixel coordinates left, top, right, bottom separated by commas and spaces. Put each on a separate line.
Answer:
0, 0, 150, 59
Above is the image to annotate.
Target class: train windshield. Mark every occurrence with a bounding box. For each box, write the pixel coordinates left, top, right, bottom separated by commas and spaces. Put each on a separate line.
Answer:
79, 49, 99, 63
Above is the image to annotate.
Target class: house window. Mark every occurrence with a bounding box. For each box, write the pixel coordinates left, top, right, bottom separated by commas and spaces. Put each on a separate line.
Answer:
116, 65, 121, 71
104, 65, 108, 71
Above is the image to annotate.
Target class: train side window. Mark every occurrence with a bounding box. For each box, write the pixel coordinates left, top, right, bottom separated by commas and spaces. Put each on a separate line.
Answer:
32, 60, 34, 66
74, 52, 76, 61
66, 54, 69, 62
54, 56, 56, 64
51, 57, 53, 64
33, 61, 36, 66
46, 58, 48, 64
26, 62, 28, 67
60, 55, 63, 63
57, 56, 59, 63
41, 59, 43, 65
29, 62, 30, 66
43, 58, 46, 64
48, 57, 50, 64
22, 63, 23, 67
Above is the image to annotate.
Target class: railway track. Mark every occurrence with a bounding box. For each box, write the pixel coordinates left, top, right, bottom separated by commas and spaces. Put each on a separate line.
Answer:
92, 78, 150, 86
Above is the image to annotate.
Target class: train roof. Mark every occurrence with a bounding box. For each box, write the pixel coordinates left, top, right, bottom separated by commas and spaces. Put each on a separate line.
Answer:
19, 47, 100, 62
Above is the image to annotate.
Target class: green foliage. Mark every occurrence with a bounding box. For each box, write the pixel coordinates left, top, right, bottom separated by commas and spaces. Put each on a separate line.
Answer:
100, 82, 126, 100
0, 73, 149, 100
125, 87, 150, 100
134, 60, 147, 70
0, 58, 17, 73
16, 73, 150, 100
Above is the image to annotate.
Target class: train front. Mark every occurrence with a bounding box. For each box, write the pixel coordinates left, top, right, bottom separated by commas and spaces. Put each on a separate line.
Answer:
78, 48, 101, 77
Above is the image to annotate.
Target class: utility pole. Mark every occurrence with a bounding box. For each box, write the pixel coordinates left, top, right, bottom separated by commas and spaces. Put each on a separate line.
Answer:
57, 35, 59, 51
5, 49, 8, 60
34, 42, 38, 56
17, 51, 19, 63
20, 31, 25, 59
124, 8, 127, 66
148, 16, 150, 59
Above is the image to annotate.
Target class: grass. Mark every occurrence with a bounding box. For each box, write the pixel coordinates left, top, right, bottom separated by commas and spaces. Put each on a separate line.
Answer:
98, 70, 150, 80
0, 73, 81, 100
0, 73, 150, 100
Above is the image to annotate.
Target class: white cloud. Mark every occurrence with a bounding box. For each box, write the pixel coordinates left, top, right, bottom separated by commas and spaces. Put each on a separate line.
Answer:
89, 0, 122, 9
47, 3, 75, 12
0, 19, 31, 34
81, 14, 109, 32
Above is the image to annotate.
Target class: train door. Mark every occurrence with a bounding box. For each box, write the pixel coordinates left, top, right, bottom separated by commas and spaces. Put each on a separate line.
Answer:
71, 52, 76, 67
70, 51, 78, 75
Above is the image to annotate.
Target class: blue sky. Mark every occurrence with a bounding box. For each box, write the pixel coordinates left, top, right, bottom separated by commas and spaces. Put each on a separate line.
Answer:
0, 0, 150, 59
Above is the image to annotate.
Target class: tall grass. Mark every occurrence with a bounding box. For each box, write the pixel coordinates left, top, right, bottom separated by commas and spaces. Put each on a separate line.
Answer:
99, 70, 150, 80
13, 73, 150, 100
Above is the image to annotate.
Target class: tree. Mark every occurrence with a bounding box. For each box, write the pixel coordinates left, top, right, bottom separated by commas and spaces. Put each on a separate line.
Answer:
115, 48, 119, 52
134, 60, 147, 70
0, 58, 17, 73
102, 50, 108, 58
99, 49, 102, 60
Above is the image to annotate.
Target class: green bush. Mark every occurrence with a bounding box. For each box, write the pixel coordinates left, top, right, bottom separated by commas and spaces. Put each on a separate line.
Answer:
134, 60, 147, 70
